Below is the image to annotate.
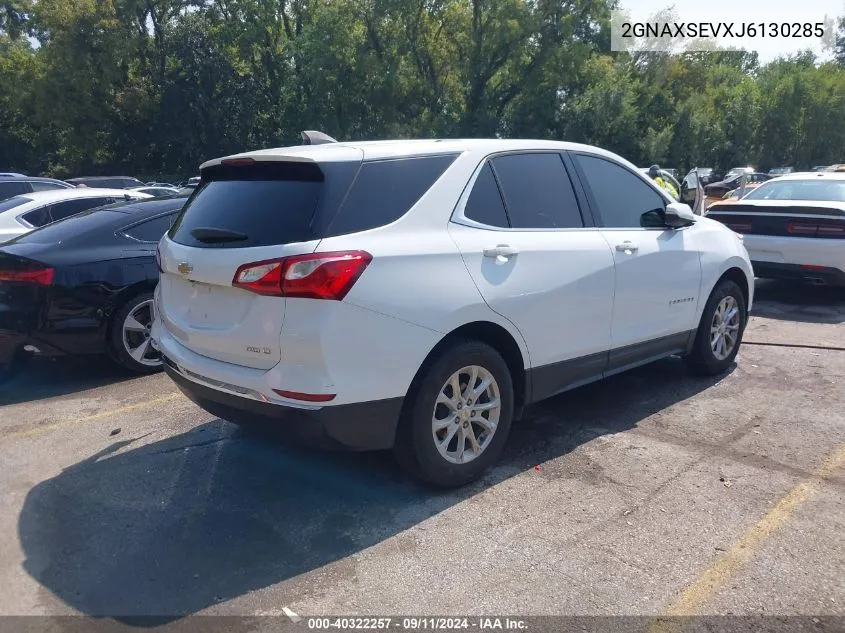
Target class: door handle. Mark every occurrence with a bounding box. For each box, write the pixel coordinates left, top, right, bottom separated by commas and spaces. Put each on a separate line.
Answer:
615, 241, 639, 254
483, 245, 519, 262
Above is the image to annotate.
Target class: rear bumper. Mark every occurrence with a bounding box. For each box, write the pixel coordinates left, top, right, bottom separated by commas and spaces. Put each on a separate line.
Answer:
743, 234, 844, 272
752, 261, 845, 286
164, 359, 403, 451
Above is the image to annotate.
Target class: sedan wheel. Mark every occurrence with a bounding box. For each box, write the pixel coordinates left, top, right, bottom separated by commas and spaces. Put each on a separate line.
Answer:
121, 299, 160, 368
108, 292, 163, 374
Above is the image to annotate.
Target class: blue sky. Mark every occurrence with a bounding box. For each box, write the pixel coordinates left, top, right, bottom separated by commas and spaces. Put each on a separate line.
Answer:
616, 0, 844, 61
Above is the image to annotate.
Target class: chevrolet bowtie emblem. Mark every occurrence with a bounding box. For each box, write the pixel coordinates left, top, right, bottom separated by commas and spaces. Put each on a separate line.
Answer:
177, 262, 193, 275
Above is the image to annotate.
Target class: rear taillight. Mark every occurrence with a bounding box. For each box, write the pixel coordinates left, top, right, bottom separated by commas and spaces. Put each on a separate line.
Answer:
788, 222, 818, 235
155, 244, 163, 273
0, 267, 54, 285
232, 251, 372, 300
724, 221, 752, 233
788, 222, 845, 237
817, 225, 845, 237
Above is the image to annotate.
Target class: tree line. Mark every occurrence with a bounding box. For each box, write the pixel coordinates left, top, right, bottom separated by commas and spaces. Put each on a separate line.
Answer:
1, 0, 844, 180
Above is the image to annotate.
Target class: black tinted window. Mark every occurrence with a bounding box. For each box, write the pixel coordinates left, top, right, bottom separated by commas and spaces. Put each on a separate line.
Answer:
491, 153, 583, 229
50, 197, 113, 222
169, 161, 325, 248
575, 154, 665, 228
21, 207, 52, 227
124, 213, 176, 242
0, 181, 29, 199
325, 154, 457, 237
463, 163, 509, 227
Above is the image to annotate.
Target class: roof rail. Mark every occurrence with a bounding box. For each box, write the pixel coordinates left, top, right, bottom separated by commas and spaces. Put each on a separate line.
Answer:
301, 130, 338, 145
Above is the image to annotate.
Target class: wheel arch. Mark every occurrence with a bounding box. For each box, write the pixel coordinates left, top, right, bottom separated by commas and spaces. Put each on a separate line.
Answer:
103, 280, 158, 355
713, 265, 752, 317
404, 320, 529, 419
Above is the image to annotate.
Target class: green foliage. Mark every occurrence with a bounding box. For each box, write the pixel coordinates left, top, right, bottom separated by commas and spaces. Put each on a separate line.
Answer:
1, 0, 844, 177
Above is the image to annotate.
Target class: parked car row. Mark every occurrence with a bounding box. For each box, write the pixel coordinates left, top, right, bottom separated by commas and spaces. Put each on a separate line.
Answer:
0, 173, 201, 203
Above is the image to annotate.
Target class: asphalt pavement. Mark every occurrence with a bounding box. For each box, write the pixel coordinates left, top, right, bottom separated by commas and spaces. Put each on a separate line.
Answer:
0, 280, 842, 629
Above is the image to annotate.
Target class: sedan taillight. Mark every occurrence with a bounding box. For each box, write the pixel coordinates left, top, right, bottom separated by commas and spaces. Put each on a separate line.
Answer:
788, 222, 845, 237
232, 251, 372, 300
724, 221, 752, 233
0, 267, 55, 285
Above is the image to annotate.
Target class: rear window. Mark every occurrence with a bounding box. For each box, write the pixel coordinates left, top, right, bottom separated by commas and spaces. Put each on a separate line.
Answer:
744, 180, 845, 202
21, 196, 116, 227
169, 154, 457, 247
0, 196, 31, 213
12, 209, 127, 244
123, 213, 177, 242
168, 161, 326, 248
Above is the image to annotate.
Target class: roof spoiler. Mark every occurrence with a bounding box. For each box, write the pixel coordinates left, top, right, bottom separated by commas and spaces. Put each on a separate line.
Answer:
301, 130, 338, 145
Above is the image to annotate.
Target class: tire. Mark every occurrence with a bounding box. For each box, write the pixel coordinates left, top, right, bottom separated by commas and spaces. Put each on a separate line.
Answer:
685, 279, 747, 376
393, 340, 514, 488
108, 292, 162, 374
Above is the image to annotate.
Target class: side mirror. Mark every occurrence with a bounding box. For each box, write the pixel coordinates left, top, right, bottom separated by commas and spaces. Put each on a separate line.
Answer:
664, 202, 696, 228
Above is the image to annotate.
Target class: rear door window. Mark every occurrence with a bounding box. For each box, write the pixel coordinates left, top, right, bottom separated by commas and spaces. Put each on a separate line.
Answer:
323, 154, 457, 237
490, 153, 584, 229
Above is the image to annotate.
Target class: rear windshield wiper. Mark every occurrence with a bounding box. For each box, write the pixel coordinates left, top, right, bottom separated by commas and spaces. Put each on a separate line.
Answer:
190, 227, 248, 243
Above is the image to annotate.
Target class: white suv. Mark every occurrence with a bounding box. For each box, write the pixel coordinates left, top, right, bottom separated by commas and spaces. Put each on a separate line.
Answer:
153, 137, 754, 487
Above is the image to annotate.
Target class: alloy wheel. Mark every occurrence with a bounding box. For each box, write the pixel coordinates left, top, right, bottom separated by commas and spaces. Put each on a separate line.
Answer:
122, 299, 161, 368
710, 295, 741, 360
431, 365, 501, 464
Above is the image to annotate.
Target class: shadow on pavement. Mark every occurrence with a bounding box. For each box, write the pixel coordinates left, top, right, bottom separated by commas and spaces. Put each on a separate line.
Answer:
18, 357, 728, 621
0, 356, 141, 406
752, 279, 845, 325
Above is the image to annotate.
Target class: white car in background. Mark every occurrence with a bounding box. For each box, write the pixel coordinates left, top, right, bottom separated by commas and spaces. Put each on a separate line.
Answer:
0, 188, 151, 243
131, 186, 183, 198
153, 135, 753, 487
706, 172, 845, 286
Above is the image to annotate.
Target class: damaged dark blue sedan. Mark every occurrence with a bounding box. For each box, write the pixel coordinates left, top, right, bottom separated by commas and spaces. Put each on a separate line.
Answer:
0, 196, 186, 382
